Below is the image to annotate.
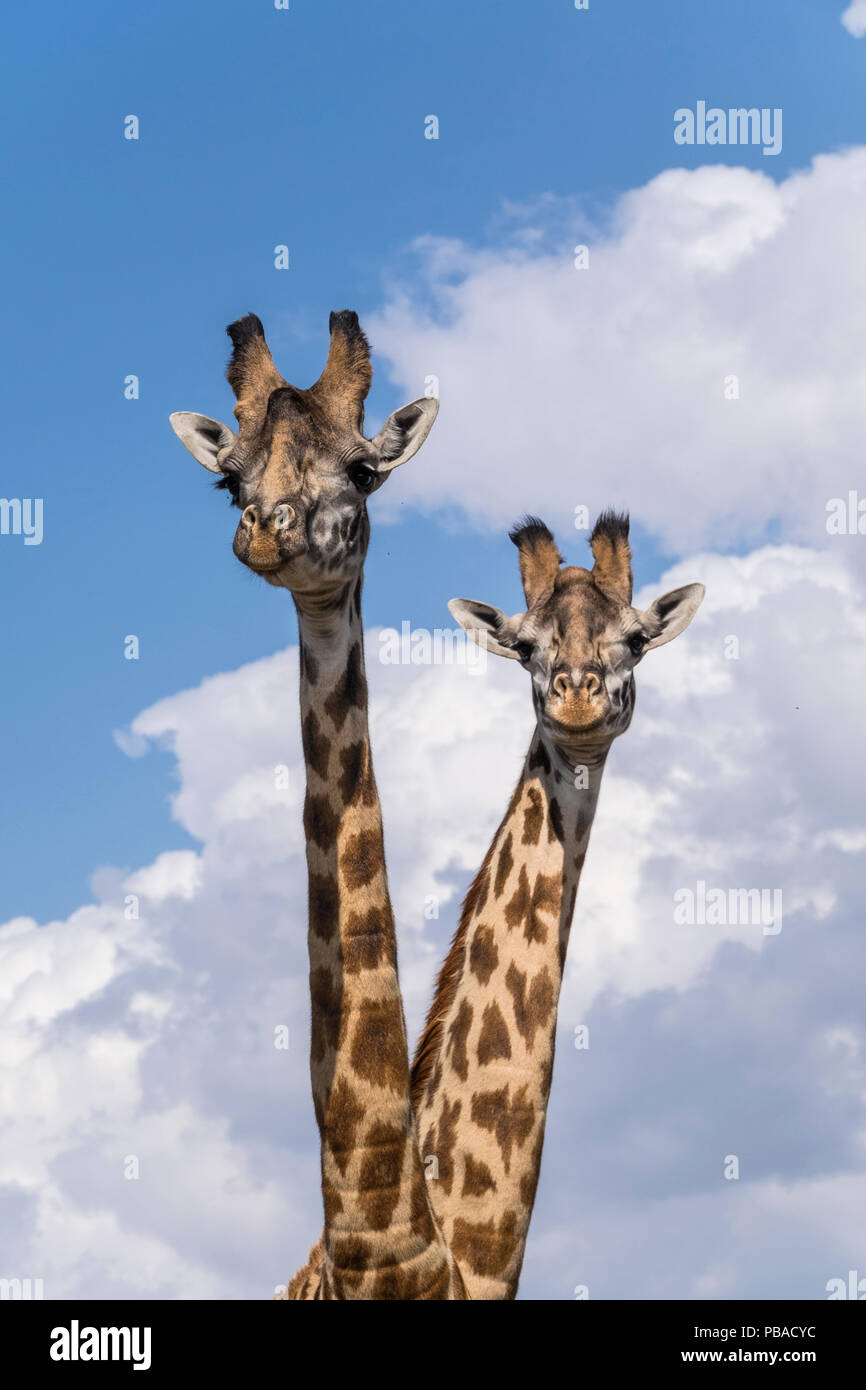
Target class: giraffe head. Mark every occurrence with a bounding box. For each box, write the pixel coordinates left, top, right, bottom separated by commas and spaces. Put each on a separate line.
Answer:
450, 512, 705, 757
169, 312, 437, 595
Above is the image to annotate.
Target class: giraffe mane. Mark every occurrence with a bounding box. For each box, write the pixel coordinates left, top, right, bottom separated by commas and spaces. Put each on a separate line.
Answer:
410, 777, 523, 1112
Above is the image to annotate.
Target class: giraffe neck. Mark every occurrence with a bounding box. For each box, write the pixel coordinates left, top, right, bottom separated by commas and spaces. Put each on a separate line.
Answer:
295, 579, 462, 1300
411, 724, 607, 1299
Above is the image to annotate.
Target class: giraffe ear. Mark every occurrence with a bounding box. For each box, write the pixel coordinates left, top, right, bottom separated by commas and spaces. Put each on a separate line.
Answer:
448, 598, 523, 661
640, 583, 706, 650
372, 398, 439, 472
169, 412, 237, 474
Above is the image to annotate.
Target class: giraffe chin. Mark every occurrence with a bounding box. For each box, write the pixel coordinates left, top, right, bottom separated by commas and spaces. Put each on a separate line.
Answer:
239, 542, 308, 579
542, 708, 623, 759
251, 551, 363, 599
544, 703, 610, 736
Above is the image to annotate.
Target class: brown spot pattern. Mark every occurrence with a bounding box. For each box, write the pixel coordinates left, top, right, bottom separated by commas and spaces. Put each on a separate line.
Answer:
331, 1233, 372, 1273
309, 872, 338, 942
451, 1211, 519, 1281
301, 708, 330, 780
473, 868, 491, 917
504, 865, 530, 932
343, 902, 391, 973
469, 923, 498, 987
300, 643, 319, 686
324, 641, 367, 729
349, 995, 407, 1091
370, 1265, 419, 1300
336, 739, 363, 803
446, 998, 473, 1083
303, 792, 339, 851
548, 796, 565, 843
331, 1235, 369, 1294
494, 832, 514, 897
322, 1185, 345, 1227
431, 1094, 461, 1197
528, 740, 551, 776
505, 962, 556, 1052
310, 964, 342, 1065
340, 827, 384, 890
504, 866, 560, 945
358, 1119, 404, 1230
461, 1153, 497, 1199
323, 1076, 365, 1175
519, 1128, 546, 1209
521, 786, 544, 845
471, 1083, 535, 1174
338, 739, 377, 806
477, 1000, 512, 1065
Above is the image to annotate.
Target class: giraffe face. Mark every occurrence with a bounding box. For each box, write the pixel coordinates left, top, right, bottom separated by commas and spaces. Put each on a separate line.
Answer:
450, 513, 705, 756
218, 388, 378, 589
170, 312, 438, 596
510, 568, 644, 742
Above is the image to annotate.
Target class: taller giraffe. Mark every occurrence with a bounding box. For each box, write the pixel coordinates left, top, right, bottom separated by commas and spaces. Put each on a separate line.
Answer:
411, 514, 705, 1298
170, 312, 465, 1300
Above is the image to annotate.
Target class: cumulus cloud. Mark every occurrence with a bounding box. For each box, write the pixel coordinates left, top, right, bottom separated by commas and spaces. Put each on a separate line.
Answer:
7, 150, 866, 1302
368, 151, 866, 557
842, 2, 866, 37
2, 538, 864, 1298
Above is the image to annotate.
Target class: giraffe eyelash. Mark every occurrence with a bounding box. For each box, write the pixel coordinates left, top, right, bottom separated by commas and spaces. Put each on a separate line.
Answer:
214, 472, 242, 500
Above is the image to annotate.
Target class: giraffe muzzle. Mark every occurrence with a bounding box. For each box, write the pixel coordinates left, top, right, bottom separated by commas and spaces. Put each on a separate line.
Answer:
546, 669, 612, 733
233, 500, 308, 573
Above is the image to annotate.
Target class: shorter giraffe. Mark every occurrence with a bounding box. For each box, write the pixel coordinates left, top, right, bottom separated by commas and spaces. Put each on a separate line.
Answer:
411, 512, 705, 1298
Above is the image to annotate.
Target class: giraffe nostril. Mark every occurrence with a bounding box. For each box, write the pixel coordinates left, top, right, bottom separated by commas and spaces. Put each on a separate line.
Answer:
274, 503, 296, 531
552, 672, 571, 700
241, 504, 258, 529
583, 671, 602, 699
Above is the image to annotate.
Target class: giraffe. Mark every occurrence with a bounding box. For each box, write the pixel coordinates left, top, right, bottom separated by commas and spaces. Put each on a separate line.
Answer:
410, 512, 705, 1299
170, 311, 466, 1300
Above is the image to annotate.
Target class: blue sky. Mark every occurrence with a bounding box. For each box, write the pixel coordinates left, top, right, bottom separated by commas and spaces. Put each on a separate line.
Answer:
3, 0, 864, 922
3, 1, 866, 1304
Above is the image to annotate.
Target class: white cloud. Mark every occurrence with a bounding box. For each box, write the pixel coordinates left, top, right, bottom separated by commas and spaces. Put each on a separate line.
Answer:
368, 151, 866, 555
528, 1173, 866, 1299
842, 2, 866, 37
125, 851, 202, 904
12, 140, 866, 1289
2, 540, 865, 1298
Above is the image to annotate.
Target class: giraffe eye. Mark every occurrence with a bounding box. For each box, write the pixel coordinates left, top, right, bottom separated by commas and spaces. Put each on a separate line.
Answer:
348, 463, 378, 494
514, 641, 533, 664
628, 633, 646, 656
